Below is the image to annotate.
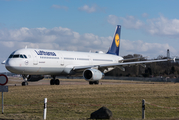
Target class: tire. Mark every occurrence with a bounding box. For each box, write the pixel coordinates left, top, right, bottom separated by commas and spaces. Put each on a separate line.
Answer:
94, 81, 99, 85
22, 81, 28, 86
89, 81, 93, 85
55, 79, 60, 85
25, 82, 28, 86
50, 79, 55, 85
22, 82, 25, 86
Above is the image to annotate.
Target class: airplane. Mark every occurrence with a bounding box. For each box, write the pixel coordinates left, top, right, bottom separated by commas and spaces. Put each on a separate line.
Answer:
4, 25, 172, 86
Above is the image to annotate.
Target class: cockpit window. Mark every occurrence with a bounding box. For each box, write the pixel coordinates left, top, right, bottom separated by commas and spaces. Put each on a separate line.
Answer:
8, 51, 16, 58
9, 55, 13, 58
9, 54, 28, 59
13, 55, 20, 58
23, 55, 27, 58
20, 55, 24, 58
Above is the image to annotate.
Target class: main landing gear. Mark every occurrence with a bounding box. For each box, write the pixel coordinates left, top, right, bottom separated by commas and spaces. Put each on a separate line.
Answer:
89, 81, 99, 85
50, 76, 60, 85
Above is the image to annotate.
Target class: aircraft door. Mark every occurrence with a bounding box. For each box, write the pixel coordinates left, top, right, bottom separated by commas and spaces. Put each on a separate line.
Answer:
31, 51, 38, 65
89, 55, 93, 65
58, 52, 64, 66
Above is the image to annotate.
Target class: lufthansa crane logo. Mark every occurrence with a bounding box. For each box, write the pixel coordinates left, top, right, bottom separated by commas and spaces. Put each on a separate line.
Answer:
115, 34, 120, 47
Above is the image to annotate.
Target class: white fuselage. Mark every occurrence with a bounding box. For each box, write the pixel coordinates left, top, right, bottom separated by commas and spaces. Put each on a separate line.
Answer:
5, 48, 123, 75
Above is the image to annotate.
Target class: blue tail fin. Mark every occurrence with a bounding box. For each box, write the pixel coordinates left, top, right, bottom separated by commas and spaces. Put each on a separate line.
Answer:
107, 25, 121, 56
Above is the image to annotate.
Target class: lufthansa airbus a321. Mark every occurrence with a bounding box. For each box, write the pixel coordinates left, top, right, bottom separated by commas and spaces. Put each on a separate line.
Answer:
4, 25, 171, 86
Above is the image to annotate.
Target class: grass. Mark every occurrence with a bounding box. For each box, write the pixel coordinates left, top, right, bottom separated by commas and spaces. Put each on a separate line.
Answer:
0, 79, 179, 120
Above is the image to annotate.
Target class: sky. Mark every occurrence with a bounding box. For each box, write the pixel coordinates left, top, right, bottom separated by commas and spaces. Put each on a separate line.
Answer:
0, 0, 179, 72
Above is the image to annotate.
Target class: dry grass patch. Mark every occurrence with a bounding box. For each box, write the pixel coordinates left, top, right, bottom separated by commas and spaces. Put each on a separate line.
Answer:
0, 82, 178, 119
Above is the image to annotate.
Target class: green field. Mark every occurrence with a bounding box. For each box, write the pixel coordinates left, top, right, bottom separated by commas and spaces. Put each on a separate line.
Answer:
0, 79, 179, 120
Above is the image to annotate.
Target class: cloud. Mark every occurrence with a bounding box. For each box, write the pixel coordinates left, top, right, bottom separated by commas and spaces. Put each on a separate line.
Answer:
107, 15, 119, 26
120, 39, 176, 58
107, 15, 144, 29
78, 5, 96, 13
0, 27, 111, 52
78, 4, 105, 13
146, 15, 179, 36
0, 26, 176, 60
142, 13, 148, 18
108, 14, 179, 37
120, 16, 144, 29
51, 5, 68, 11
0, 26, 177, 72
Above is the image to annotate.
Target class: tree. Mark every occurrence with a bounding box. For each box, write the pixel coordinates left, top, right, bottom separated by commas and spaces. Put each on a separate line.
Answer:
170, 66, 175, 74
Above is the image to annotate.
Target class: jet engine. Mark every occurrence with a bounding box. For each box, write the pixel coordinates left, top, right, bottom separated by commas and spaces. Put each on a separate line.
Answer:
83, 68, 104, 81
22, 75, 44, 81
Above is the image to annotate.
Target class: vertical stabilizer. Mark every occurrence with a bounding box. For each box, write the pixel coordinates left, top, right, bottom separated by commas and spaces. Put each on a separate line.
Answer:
107, 25, 121, 56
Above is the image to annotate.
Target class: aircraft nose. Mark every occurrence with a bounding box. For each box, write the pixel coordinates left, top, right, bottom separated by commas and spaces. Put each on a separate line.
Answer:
5, 59, 17, 72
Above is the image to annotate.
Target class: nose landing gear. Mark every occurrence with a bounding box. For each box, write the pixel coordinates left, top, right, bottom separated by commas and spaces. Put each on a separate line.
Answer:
22, 75, 29, 86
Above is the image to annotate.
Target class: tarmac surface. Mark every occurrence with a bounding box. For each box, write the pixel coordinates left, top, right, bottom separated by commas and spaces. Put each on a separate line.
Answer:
6, 76, 157, 86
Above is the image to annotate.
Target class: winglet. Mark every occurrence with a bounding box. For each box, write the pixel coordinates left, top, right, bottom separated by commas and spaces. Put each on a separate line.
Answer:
173, 57, 176, 62
107, 25, 121, 56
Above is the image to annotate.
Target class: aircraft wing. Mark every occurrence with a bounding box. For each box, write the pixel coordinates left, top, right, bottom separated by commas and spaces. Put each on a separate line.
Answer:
73, 59, 172, 71
99, 59, 170, 68
120, 57, 144, 62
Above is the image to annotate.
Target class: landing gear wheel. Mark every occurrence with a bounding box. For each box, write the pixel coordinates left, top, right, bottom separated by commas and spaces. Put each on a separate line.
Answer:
22, 81, 28, 86
89, 81, 93, 85
55, 79, 60, 85
94, 81, 99, 85
50, 76, 60, 85
50, 79, 55, 85
89, 81, 99, 85
89, 81, 94, 85
50, 79, 60, 85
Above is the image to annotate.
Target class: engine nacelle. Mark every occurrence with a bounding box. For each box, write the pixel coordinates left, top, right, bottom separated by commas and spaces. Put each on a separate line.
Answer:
23, 75, 44, 81
83, 68, 104, 81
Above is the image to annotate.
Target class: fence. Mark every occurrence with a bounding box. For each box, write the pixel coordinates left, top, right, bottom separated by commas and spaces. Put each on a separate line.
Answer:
2, 99, 179, 119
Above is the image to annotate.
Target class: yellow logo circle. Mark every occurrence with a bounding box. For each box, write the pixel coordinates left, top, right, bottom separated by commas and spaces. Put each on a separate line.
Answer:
115, 34, 120, 47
